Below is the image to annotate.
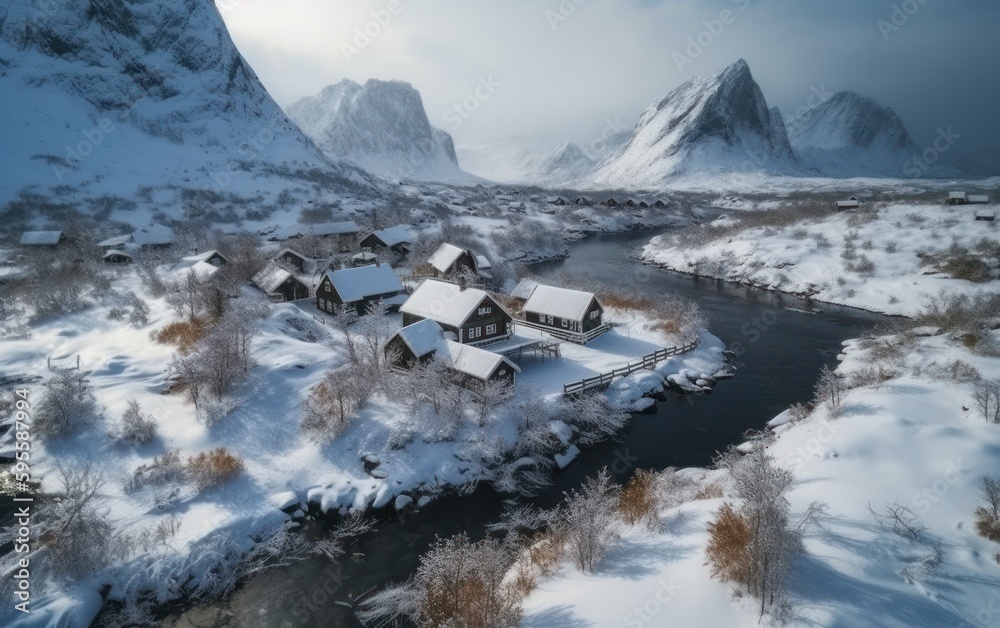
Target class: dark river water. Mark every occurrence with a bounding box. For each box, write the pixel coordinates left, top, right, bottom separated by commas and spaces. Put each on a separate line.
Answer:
160, 229, 887, 628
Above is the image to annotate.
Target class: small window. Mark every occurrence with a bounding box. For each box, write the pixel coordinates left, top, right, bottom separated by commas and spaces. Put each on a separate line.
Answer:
479, 306, 492, 316
561, 319, 568, 328
590, 310, 599, 320
545, 315, 554, 325
486, 324, 496, 335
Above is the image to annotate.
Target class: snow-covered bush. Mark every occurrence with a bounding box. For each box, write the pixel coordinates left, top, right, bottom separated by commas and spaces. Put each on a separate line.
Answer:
33, 370, 97, 438
187, 448, 245, 491
116, 398, 158, 444
566, 392, 630, 445
974, 379, 1000, 424
124, 449, 186, 494
813, 365, 844, 415
975, 475, 1000, 542
302, 365, 373, 442
557, 468, 620, 573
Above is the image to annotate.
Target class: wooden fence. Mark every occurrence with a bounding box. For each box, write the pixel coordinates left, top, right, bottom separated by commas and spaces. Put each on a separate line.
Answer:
562, 340, 699, 396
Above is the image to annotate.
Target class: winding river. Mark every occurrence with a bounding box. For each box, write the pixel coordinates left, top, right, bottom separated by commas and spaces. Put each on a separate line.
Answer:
161, 229, 887, 628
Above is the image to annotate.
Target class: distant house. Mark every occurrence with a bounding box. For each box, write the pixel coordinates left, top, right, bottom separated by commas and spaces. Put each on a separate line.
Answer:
316, 263, 406, 315
168, 250, 228, 280
181, 250, 227, 268
947, 191, 968, 206
548, 197, 568, 206
968, 195, 990, 205
103, 250, 134, 264
20, 231, 64, 247
624, 199, 637, 208
475, 255, 492, 278
975, 210, 996, 222
574, 197, 593, 206
307, 221, 361, 238
835, 199, 860, 210
386, 320, 520, 387
99, 223, 174, 250
252, 261, 310, 302
427, 243, 479, 278
521, 284, 606, 341
359, 225, 414, 253
400, 279, 512, 346
351, 251, 379, 267
603, 198, 619, 208
652, 199, 668, 209
275, 248, 312, 274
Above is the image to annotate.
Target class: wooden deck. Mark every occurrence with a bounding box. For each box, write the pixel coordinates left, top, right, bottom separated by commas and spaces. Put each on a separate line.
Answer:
562, 339, 700, 396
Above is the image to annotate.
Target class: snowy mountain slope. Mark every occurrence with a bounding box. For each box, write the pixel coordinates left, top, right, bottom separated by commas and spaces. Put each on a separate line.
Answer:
287, 79, 478, 184
590, 59, 798, 188
0, 0, 368, 207
785, 91, 920, 177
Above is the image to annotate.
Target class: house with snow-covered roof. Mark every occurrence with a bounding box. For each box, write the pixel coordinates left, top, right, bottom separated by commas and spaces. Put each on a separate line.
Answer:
316, 263, 406, 315
521, 283, 607, 343
99, 223, 174, 250
359, 225, 414, 253
968, 194, 990, 205
947, 191, 968, 206
400, 279, 512, 346
274, 248, 313, 274
252, 261, 310, 302
385, 319, 519, 386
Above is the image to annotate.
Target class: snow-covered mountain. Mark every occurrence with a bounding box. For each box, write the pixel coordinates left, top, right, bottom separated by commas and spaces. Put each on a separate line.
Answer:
785, 91, 919, 177
0, 0, 363, 207
535, 142, 596, 183
590, 59, 797, 188
287, 79, 474, 184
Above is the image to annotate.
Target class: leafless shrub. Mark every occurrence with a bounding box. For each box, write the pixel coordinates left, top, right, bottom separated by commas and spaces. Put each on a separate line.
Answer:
868, 501, 926, 539
557, 468, 621, 573
617, 469, 660, 529
302, 366, 373, 442
124, 450, 186, 494
116, 399, 158, 444
566, 392, 630, 446
973, 379, 1000, 423
975, 475, 1000, 542
813, 366, 845, 415
187, 448, 245, 491
34, 371, 97, 439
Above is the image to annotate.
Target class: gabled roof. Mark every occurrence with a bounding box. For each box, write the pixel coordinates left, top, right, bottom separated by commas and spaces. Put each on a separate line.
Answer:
103, 249, 134, 260
437, 340, 520, 381
968, 195, 990, 203
392, 319, 444, 360
276, 248, 310, 261
428, 243, 473, 274
252, 262, 296, 293
20, 231, 63, 245
131, 223, 174, 246
325, 264, 404, 303
401, 280, 498, 328
523, 284, 598, 321
178, 250, 226, 265
475, 255, 492, 271
368, 225, 414, 248
170, 260, 220, 280
949, 191, 968, 198
510, 279, 539, 301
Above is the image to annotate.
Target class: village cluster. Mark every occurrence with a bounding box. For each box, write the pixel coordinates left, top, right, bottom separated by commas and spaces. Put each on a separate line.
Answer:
833, 190, 994, 219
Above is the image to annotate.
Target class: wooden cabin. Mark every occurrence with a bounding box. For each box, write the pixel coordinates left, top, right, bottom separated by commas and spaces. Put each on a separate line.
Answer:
835, 199, 860, 210
102, 250, 134, 264
653, 199, 668, 209
252, 262, 310, 302
99, 223, 174, 250
427, 243, 478, 278
603, 198, 619, 208
947, 191, 968, 206
385, 319, 446, 367
351, 252, 378, 267
386, 321, 519, 387
275, 248, 311, 273
20, 231, 65, 247
522, 284, 605, 338
968, 195, 990, 205
400, 279, 512, 346
975, 210, 996, 222
317, 263, 406, 315
359, 225, 414, 253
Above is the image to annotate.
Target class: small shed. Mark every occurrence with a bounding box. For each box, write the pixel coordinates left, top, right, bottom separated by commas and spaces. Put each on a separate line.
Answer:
317, 263, 406, 315
835, 200, 860, 210
252, 262, 310, 302
351, 252, 379, 267
359, 225, 414, 253
653, 199, 668, 209
307, 221, 361, 238
968, 195, 990, 205
385, 319, 445, 366
20, 231, 65, 246
947, 191, 968, 206
180, 250, 227, 268
438, 340, 520, 387
603, 198, 619, 208
103, 250, 134, 264
975, 210, 996, 222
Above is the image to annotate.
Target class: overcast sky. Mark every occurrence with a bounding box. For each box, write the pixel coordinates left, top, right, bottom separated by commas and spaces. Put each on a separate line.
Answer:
220, 0, 999, 164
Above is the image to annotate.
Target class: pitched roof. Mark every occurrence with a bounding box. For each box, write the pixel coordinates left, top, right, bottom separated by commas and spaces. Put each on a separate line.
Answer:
370, 225, 414, 247
325, 264, 404, 303
392, 319, 444, 359
131, 223, 174, 246
400, 279, 496, 327
428, 243, 471, 273
178, 250, 226, 265
968, 195, 989, 203
949, 191, 967, 198
103, 249, 134, 260
20, 231, 63, 245
523, 284, 598, 321
252, 261, 296, 293
437, 340, 520, 381
510, 279, 539, 301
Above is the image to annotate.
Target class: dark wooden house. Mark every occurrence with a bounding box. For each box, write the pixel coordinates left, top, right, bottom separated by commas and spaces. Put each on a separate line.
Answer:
358, 225, 414, 253
947, 191, 968, 206
252, 262, 310, 302
653, 199, 668, 209
103, 250, 134, 264
385, 321, 520, 387
275, 248, 311, 273
522, 284, 605, 337
400, 279, 512, 346
385, 319, 445, 367
317, 263, 406, 315
427, 243, 478, 278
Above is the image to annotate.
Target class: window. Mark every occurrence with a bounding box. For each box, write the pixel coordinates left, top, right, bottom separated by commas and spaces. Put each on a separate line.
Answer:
545, 315, 554, 325
561, 319, 568, 328
468, 327, 482, 340
486, 324, 496, 335
478, 306, 492, 316
590, 310, 599, 320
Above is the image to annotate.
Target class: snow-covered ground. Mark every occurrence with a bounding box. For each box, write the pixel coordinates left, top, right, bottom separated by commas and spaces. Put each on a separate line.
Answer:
0, 261, 722, 625
522, 327, 1000, 627
643, 202, 1000, 316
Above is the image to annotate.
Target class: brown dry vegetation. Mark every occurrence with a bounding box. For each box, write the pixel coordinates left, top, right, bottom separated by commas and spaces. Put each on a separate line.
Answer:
706, 502, 753, 585
187, 447, 245, 491
155, 317, 210, 353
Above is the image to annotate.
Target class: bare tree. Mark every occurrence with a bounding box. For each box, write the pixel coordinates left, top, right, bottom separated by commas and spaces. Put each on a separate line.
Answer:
566, 392, 630, 445
302, 366, 372, 442
34, 371, 96, 438
975, 475, 1000, 542
557, 468, 621, 573
476, 379, 514, 426
868, 501, 926, 539
353, 299, 396, 372
973, 379, 1000, 423
36, 464, 114, 578
814, 365, 845, 415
